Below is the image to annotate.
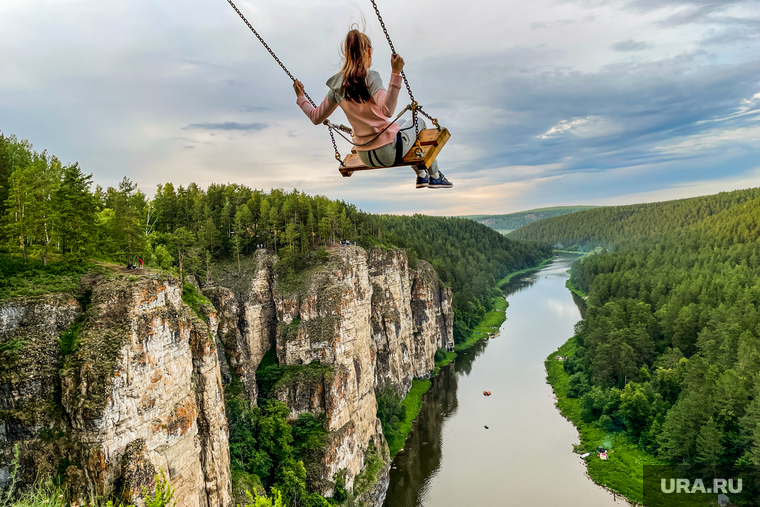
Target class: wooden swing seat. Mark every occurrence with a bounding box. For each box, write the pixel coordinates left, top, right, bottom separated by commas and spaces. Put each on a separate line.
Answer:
339, 128, 451, 177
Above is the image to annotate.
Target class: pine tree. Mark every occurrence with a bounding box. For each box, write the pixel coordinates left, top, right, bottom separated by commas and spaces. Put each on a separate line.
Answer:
696, 417, 724, 472
53, 163, 97, 259
4, 150, 60, 263
110, 177, 147, 264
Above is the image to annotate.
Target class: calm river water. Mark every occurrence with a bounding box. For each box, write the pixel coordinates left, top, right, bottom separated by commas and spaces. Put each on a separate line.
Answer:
383, 254, 621, 507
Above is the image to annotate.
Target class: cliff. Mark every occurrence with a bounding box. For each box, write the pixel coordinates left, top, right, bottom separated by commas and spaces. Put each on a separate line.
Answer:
206, 247, 452, 502
0, 245, 452, 507
0, 274, 231, 507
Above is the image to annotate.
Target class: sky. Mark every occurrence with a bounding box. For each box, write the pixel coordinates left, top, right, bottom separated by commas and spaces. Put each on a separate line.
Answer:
1, 0, 759, 216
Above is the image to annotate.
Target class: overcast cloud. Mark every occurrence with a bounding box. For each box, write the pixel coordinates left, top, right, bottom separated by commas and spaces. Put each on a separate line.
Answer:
1, 0, 759, 215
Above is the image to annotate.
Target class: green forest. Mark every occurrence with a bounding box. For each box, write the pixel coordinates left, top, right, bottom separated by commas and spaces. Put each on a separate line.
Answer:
0, 133, 551, 347
509, 188, 760, 251
553, 188, 760, 479
465, 205, 596, 234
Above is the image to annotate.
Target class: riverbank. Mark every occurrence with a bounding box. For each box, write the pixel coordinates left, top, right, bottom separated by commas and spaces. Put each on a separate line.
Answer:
565, 278, 587, 299
546, 339, 662, 505
433, 351, 457, 376
390, 256, 554, 457
496, 257, 555, 288
454, 297, 508, 351
452, 257, 555, 353
388, 379, 432, 456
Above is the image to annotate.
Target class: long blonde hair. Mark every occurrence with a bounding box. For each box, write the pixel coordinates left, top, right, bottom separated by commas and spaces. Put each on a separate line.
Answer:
341, 28, 373, 103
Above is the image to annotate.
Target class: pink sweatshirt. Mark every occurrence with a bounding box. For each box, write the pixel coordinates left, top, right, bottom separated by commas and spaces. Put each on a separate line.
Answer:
297, 71, 402, 151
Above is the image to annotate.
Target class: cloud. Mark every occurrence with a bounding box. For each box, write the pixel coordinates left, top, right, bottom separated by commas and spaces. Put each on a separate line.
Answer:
1, 0, 759, 216
182, 122, 268, 131
425, 47, 760, 176
700, 25, 760, 46
611, 39, 652, 51
538, 116, 624, 139
627, 0, 754, 13
539, 118, 590, 138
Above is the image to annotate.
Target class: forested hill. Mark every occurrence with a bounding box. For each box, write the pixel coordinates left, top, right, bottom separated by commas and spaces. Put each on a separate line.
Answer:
558, 194, 760, 477
508, 188, 760, 249
464, 206, 597, 234
0, 132, 551, 347
377, 215, 552, 342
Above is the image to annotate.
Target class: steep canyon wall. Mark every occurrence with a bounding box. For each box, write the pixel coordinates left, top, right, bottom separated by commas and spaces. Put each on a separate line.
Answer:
205, 247, 452, 500
0, 246, 452, 506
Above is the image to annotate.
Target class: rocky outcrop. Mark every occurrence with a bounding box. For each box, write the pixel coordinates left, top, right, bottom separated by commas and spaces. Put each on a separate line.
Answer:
411, 261, 454, 354
208, 247, 454, 502
0, 275, 231, 507
369, 250, 454, 394
203, 257, 277, 401
273, 248, 378, 495
0, 244, 452, 507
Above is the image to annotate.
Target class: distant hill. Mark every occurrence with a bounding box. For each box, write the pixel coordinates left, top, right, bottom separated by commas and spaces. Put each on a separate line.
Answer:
508, 188, 760, 249
464, 206, 598, 234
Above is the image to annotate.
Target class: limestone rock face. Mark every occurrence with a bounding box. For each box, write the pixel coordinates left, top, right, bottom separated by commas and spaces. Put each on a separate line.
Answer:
0, 275, 231, 507
411, 261, 455, 354
60, 275, 231, 507
209, 247, 454, 503
369, 250, 454, 394
368, 249, 416, 394
273, 248, 378, 494
203, 255, 277, 401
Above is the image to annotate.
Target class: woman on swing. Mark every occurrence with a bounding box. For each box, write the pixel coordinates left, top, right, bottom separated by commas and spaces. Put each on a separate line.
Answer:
294, 28, 453, 189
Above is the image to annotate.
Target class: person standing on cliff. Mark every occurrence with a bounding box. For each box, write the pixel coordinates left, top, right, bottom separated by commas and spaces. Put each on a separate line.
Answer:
139, 257, 143, 269
293, 27, 453, 189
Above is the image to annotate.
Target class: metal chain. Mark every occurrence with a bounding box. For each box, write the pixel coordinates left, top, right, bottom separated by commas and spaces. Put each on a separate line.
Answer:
417, 106, 441, 130
369, 0, 424, 155
369, 0, 414, 103
224, 0, 345, 164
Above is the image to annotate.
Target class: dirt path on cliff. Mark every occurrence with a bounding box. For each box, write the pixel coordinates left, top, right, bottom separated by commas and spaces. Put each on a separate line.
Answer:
93, 260, 152, 275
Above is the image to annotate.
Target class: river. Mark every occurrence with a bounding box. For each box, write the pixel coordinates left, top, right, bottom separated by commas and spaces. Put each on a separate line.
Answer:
383, 254, 621, 507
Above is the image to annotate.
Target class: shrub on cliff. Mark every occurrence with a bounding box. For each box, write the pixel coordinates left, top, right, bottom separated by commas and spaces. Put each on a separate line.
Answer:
375, 385, 406, 447
226, 395, 331, 507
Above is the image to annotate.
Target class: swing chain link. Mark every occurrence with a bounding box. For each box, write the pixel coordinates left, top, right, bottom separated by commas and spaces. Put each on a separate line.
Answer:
417, 106, 441, 131
369, 0, 415, 105
325, 123, 345, 165
409, 102, 423, 157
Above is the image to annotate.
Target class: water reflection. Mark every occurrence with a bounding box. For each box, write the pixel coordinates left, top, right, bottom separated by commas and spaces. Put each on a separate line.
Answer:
385, 362, 458, 506
383, 255, 614, 507
547, 297, 582, 318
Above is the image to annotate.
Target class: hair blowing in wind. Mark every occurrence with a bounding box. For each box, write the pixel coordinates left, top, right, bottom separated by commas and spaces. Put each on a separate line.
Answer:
341, 28, 373, 103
